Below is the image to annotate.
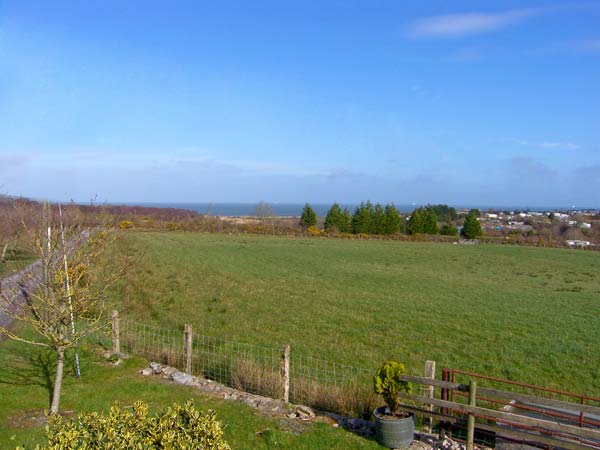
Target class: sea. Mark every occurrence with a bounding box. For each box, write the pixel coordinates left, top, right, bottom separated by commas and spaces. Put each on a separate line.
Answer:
112, 202, 595, 217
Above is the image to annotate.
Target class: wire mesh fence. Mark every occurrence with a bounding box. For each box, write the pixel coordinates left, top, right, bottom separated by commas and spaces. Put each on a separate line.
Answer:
117, 319, 389, 417
121, 321, 185, 369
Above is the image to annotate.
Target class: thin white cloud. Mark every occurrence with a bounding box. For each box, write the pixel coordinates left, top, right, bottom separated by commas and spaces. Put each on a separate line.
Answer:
408, 9, 537, 38
11, 149, 366, 180
514, 140, 581, 150
574, 38, 600, 53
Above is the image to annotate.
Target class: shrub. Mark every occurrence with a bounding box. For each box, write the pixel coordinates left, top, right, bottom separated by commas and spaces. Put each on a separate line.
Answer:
440, 224, 458, 236
36, 400, 230, 449
299, 203, 317, 231
462, 212, 483, 239
119, 220, 133, 230
166, 222, 181, 231
307, 225, 321, 236
373, 361, 412, 414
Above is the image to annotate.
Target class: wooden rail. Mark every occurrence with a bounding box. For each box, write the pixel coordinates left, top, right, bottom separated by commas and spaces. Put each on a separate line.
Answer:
396, 373, 600, 450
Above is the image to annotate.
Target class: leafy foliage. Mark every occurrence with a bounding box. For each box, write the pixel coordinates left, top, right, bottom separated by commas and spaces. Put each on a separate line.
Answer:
36, 400, 230, 450
426, 204, 458, 223
373, 361, 412, 414
440, 224, 458, 236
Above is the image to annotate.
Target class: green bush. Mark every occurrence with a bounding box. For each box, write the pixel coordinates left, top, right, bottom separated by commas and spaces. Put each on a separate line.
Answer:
373, 361, 412, 414
33, 400, 230, 449
440, 224, 458, 236
461, 211, 483, 239
299, 203, 318, 231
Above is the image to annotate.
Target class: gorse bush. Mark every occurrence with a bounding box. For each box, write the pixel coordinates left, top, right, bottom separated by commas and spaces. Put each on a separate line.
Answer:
31, 400, 230, 450
119, 220, 133, 230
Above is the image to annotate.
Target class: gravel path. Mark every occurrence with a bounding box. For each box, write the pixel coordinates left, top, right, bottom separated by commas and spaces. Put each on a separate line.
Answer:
0, 230, 92, 335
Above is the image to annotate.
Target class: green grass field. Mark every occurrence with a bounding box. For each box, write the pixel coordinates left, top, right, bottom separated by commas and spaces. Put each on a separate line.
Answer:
0, 333, 382, 449
111, 232, 600, 395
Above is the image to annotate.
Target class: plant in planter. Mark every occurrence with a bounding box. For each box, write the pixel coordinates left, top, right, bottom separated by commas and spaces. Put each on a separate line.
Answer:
373, 361, 414, 449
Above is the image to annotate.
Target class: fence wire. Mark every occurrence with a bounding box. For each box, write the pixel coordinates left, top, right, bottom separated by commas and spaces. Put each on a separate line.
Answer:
118, 320, 392, 417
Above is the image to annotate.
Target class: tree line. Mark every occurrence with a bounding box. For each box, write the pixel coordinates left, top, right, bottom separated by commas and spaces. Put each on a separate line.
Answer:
299, 202, 482, 239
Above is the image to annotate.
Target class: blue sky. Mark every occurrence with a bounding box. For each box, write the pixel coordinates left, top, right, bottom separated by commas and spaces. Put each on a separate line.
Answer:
1, 0, 599, 207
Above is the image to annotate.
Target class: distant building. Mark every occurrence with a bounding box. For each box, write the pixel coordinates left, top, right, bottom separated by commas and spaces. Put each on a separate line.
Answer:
566, 240, 590, 248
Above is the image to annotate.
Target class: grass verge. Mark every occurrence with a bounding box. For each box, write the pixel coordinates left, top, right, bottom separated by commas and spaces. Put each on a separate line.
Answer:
0, 330, 384, 449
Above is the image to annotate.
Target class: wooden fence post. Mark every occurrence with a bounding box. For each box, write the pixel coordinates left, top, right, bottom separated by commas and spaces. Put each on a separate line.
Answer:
441, 367, 450, 438
424, 360, 436, 433
112, 310, 120, 355
467, 381, 477, 450
280, 345, 290, 403
184, 324, 192, 375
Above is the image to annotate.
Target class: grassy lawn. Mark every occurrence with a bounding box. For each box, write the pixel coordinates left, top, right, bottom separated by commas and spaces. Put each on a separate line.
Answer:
111, 232, 600, 395
0, 333, 383, 449
0, 250, 36, 278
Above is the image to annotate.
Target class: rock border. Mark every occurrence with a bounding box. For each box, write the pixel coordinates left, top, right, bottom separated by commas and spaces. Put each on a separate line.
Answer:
140, 362, 490, 450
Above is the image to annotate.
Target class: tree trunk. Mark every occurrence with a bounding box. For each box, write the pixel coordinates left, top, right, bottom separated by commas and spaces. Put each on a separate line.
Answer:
50, 347, 65, 415
1, 243, 8, 263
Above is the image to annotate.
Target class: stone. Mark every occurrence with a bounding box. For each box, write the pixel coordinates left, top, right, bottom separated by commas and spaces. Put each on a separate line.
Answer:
149, 362, 161, 374
171, 372, 195, 385
139, 368, 153, 376
295, 405, 315, 419
160, 366, 178, 377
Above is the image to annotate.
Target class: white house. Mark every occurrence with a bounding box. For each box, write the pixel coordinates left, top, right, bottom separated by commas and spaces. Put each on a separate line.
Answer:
566, 240, 590, 248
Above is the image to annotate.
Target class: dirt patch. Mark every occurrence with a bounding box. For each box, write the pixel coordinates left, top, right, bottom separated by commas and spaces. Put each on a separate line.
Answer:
6, 409, 74, 429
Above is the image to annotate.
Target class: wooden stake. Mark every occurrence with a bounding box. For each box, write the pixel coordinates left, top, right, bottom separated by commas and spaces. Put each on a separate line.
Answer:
280, 345, 290, 402
112, 310, 120, 355
467, 381, 477, 450
184, 324, 192, 374
424, 360, 436, 433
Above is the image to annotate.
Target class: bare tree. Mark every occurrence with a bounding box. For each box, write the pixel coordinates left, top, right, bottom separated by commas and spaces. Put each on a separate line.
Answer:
0, 203, 124, 414
253, 201, 277, 234
253, 201, 273, 219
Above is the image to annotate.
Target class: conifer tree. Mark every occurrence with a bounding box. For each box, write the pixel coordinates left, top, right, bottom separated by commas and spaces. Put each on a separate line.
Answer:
461, 211, 483, 239
382, 204, 402, 235
351, 202, 372, 234
299, 203, 317, 231
407, 207, 426, 235
424, 208, 439, 234
340, 208, 352, 233
371, 203, 385, 234
324, 203, 343, 232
